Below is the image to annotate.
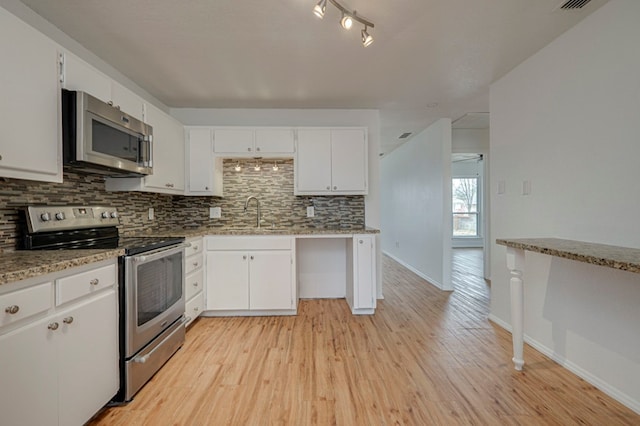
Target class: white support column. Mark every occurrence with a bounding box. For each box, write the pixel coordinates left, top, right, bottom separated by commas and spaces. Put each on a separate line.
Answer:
506, 247, 525, 371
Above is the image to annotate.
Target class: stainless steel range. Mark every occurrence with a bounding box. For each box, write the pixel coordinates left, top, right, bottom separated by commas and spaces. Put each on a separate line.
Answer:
22, 205, 187, 403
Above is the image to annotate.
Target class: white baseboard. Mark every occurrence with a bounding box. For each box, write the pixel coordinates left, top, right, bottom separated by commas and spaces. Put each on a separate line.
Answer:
382, 251, 445, 290
488, 314, 640, 415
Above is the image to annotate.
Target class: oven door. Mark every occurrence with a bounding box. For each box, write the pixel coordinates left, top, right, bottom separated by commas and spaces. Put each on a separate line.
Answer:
124, 244, 185, 358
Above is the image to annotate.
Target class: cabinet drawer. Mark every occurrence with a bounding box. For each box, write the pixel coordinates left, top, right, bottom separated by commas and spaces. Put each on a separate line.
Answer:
185, 268, 204, 301
185, 253, 204, 275
56, 264, 117, 306
185, 291, 204, 327
206, 236, 293, 251
186, 238, 204, 257
1, 282, 52, 327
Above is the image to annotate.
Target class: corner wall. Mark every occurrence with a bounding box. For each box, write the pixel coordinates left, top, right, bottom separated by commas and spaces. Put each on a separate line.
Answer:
490, 0, 640, 412
380, 119, 452, 290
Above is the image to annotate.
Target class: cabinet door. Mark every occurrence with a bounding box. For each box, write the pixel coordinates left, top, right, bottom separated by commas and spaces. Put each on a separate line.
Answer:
255, 129, 294, 154
249, 251, 293, 310
295, 129, 332, 194
353, 235, 376, 309
0, 9, 61, 183
61, 51, 111, 103
0, 315, 58, 426
331, 129, 367, 193
186, 128, 223, 196
58, 289, 119, 426
143, 104, 185, 192
206, 251, 249, 310
111, 81, 145, 121
213, 129, 254, 154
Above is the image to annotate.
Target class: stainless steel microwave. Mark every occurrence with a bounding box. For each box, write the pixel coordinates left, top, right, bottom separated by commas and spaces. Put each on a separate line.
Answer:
62, 89, 153, 176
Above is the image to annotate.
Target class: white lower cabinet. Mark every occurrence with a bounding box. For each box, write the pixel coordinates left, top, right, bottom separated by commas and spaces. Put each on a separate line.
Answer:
205, 236, 296, 315
0, 260, 119, 426
346, 234, 377, 314
184, 237, 205, 326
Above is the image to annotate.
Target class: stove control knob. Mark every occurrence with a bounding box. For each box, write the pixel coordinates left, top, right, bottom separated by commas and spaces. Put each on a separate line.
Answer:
101, 212, 109, 219
40, 212, 51, 222
110, 211, 118, 219
55, 212, 65, 221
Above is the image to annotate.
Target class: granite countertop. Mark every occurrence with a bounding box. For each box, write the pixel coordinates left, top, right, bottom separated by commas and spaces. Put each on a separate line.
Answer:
1, 227, 379, 286
0, 248, 125, 286
496, 238, 640, 274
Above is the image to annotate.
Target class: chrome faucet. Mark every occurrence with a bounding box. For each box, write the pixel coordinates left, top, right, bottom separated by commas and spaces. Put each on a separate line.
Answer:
244, 196, 261, 228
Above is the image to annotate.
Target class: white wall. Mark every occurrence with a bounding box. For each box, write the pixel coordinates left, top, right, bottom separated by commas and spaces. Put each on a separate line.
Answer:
490, 0, 640, 413
380, 119, 452, 290
172, 108, 383, 297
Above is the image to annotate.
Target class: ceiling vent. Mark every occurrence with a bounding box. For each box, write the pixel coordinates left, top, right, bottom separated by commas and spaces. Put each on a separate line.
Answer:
398, 132, 412, 139
557, 0, 592, 10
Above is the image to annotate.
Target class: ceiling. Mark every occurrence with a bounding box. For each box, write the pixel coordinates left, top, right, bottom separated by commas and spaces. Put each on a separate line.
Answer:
18, 0, 608, 155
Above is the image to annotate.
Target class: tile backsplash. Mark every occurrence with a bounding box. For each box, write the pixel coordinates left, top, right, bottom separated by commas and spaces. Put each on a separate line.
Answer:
0, 159, 364, 251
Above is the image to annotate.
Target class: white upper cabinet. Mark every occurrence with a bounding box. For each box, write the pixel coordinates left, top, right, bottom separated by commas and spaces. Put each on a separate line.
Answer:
60, 51, 145, 121
295, 128, 368, 195
0, 8, 61, 183
213, 127, 295, 157
185, 128, 223, 197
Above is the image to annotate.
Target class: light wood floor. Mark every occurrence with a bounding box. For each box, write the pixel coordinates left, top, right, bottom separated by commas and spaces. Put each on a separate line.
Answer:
90, 251, 639, 425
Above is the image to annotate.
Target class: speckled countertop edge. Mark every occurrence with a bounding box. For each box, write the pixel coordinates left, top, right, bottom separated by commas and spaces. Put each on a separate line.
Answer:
0, 249, 125, 286
1, 227, 379, 286
496, 238, 640, 274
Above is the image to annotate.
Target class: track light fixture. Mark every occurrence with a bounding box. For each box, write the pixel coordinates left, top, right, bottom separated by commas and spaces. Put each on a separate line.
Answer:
313, 0, 375, 47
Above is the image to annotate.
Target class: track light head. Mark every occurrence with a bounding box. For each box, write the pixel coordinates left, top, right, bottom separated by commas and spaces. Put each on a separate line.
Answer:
340, 12, 353, 30
313, 0, 326, 19
361, 27, 373, 47
234, 162, 241, 172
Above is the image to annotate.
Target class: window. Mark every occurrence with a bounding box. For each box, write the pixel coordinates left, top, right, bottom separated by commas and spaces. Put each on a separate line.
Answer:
452, 177, 479, 237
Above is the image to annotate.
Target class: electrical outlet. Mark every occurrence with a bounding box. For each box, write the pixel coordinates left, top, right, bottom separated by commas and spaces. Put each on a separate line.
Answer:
209, 207, 221, 219
148, 207, 154, 220
306, 206, 314, 218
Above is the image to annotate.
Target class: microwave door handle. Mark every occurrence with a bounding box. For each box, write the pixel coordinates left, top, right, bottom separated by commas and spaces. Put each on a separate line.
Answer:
144, 134, 153, 168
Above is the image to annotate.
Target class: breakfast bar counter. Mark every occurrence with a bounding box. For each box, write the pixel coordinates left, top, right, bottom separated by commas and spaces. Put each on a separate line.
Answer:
496, 237, 640, 371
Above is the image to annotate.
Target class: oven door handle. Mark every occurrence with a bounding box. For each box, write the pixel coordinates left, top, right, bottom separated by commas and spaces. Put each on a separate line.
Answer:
132, 242, 191, 263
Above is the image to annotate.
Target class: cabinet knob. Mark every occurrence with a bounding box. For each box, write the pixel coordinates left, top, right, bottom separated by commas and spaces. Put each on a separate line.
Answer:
193, 245, 199, 250
193, 282, 199, 287
256, 147, 261, 152
194, 306, 199, 312
326, 186, 330, 190
333, 186, 337, 190
205, 187, 209, 190
0, 154, 3, 160
165, 183, 174, 188
5, 305, 19, 314
250, 255, 254, 260
63, 316, 74, 324
90, 278, 99, 286
247, 147, 252, 152
193, 261, 199, 267
243, 255, 247, 260
48, 322, 59, 331
359, 240, 364, 244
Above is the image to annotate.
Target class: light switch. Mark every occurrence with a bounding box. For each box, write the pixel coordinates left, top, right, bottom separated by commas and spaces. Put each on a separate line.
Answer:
148, 207, 154, 220
306, 206, 315, 218
522, 180, 531, 196
209, 207, 221, 218
497, 180, 506, 195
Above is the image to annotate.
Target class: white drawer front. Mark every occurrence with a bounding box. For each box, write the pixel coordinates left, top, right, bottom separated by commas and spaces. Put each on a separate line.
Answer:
206, 236, 293, 251
1, 282, 52, 328
56, 264, 117, 306
185, 268, 204, 301
185, 253, 204, 275
186, 238, 204, 257
185, 291, 204, 327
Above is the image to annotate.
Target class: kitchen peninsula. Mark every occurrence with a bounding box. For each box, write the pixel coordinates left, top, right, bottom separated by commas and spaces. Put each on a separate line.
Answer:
496, 238, 640, 371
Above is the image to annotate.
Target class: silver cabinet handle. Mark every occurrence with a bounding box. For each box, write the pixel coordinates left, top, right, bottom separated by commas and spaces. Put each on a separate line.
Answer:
133, 355, 149, 364
165, 183, 175, 188
48, 322, 59, 331
5, 305, 19, 314
63, 316, 74, 324
90, 278, 99, 286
